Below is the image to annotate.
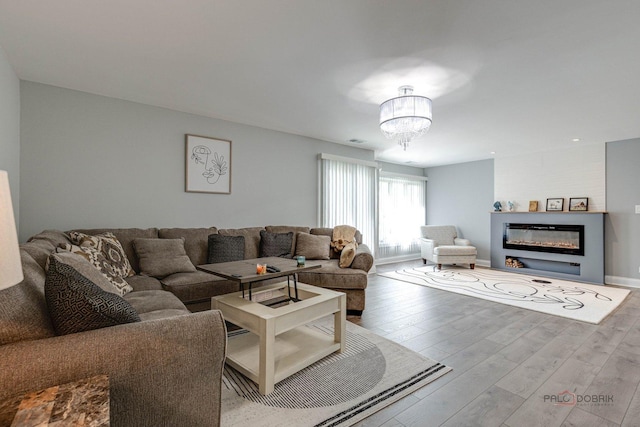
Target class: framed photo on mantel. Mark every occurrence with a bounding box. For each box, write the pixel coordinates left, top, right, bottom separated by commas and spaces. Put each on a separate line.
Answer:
569, 197, 589, 211
546, 198, 564, 212
528, 201, 538, 212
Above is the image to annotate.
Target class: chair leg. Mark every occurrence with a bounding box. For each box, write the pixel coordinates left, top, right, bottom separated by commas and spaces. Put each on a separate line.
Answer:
470, 264, 475, 269
422, 258, 426, 265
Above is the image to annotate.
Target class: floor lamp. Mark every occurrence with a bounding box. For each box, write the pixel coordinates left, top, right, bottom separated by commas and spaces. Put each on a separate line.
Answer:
0, 170, 23, 290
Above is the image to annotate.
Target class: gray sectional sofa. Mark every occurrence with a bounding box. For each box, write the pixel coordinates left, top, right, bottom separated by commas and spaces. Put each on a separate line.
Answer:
70, 224, 374, 313
0, 230, 227, 427
0, 224, 372, 426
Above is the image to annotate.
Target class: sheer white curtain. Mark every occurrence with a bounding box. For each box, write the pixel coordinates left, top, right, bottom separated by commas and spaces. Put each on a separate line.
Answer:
318, 154, 377, 253
378, 173, 426, 260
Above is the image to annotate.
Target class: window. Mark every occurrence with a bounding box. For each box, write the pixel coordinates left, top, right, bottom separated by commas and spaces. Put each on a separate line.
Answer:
378, 173, 426, 260
318, 154, 377, 252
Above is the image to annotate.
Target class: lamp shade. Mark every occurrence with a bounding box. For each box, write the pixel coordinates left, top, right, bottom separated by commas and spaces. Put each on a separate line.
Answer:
0, 170, 23, 290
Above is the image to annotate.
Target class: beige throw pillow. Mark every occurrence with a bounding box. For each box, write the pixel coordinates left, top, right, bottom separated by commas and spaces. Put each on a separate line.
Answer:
295, 233, 331, 260
339, 242, 357, 268
133, 238, 196, 278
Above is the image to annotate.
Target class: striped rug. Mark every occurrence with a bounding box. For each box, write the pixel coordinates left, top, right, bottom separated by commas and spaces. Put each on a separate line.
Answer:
220, 319, 451, 427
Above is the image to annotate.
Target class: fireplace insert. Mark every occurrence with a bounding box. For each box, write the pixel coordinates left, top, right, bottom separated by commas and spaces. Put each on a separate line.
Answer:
503, 223, 584, 256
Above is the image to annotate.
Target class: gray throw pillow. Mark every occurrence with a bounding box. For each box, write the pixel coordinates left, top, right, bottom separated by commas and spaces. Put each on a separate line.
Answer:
207, 234, 245, 263
259, 230, 294, 258
294, 232, 331, 260
133, 238, 196, 278
45, 256, 141, 336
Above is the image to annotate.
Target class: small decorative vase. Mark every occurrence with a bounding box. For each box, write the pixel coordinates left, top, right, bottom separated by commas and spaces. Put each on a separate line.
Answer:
493, 201, 502, 212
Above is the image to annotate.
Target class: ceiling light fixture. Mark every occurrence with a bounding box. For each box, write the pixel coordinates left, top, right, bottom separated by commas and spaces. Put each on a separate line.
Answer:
379, 85, 432, 151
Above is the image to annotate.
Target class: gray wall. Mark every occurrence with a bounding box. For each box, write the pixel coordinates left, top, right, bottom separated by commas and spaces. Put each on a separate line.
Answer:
0, 43, 20, 223
425, 159, 494, 263
605, 138, 640, 283
19, 82, 376, 241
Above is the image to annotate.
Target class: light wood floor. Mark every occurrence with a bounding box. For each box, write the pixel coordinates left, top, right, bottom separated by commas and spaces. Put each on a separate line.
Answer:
348, 260, 640, 427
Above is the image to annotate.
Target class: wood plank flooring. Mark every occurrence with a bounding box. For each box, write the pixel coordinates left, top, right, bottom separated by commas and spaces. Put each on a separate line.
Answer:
348, 260, 640, 427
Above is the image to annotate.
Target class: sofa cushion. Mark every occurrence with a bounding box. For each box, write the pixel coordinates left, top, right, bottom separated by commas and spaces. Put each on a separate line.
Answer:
259, 230, 294, 258
0, 248, 56, 345
218, 227, 264, 259
158, 227, 217, 266
265, 225, 310, 257
295, 232, 330, 260
124, 274, 163, 292
297, 260, 368, 290
45, 256, 141, 336
69, 228, 159, 273
207, 234, 245, 263
339, 242, 357, 268
434, 245, 477, 256
123, 290, 190, 321
49, 251, 132, 296
61, 243, 134, 296
133, 238, 196, 279
68, 231, 135, 278
161, 271, 239, 303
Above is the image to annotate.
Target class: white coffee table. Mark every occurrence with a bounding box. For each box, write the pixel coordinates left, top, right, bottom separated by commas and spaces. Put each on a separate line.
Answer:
212, 281, 346, 395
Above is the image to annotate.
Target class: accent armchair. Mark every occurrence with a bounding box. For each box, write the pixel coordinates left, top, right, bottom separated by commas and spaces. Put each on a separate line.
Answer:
420, 225, 477, 270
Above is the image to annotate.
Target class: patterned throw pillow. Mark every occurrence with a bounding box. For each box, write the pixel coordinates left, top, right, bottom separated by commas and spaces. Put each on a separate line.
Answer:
45, 256, 141, 336
207, 234, 245, 263
60, 243, 134, 296
259, 231, 294, 258
68, 231, 135, 277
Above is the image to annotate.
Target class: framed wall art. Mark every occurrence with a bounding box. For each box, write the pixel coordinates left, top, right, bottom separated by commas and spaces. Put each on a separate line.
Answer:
528, 201, 538, 212
185, 134, 232, 194
569, 197, 589, 211
546, 198, 564, 212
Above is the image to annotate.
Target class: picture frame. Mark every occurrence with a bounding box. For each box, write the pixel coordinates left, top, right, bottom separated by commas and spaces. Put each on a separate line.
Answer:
185, 134, 232, 194
528, 201, 538, 212
569, 197, 589, 211
546, 198, 564, 212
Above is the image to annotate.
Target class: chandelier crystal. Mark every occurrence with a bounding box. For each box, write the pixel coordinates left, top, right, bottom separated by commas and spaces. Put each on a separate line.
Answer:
379, 86, 432, 150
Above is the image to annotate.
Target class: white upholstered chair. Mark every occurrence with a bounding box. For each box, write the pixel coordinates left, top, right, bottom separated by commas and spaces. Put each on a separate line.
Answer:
420, 225, 477, 270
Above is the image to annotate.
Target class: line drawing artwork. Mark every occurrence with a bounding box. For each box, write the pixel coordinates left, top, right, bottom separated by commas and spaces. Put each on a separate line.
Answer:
191, 145, 228, 185
185, 134, 232, 194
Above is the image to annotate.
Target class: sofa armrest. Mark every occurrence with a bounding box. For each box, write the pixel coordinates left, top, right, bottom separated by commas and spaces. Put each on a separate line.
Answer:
351, 243, 374, 272
454, 237, 472, 246
0, 310, 227, 427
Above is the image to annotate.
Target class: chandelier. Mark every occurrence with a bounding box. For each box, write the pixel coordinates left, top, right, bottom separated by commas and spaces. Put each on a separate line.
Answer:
379, 85, 432, 150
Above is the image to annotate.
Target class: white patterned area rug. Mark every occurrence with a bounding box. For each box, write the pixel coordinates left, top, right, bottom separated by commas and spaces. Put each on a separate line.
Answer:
220, 320, 451, 427
380, 267, 630, 324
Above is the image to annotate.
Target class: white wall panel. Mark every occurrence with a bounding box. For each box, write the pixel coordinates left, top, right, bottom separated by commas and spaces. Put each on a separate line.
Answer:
494, 144, 605, 212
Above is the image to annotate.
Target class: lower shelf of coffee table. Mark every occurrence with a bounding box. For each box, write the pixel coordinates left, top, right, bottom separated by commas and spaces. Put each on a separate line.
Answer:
226, 326, 341, 385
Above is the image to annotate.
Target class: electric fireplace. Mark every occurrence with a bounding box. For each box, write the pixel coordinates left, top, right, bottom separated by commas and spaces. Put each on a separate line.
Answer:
503, 223, 584, 256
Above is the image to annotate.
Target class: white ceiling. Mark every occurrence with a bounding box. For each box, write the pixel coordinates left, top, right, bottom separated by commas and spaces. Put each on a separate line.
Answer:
1, 0, 639, 167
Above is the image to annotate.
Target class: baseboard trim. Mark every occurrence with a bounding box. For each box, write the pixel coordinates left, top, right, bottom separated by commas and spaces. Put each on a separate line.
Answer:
605, 275, 640, 289
476, 259, 490, 268
375, 254, 421, 265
